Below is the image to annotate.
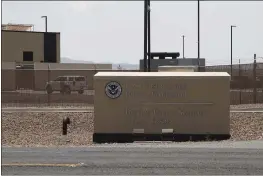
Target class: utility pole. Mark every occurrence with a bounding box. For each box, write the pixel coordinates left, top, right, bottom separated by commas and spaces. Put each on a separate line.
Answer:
41, 16, 47, 32
182, 35, 185, 59
143, 0, 148, 72
147, 0, 151, 72
230, 25, 236, 79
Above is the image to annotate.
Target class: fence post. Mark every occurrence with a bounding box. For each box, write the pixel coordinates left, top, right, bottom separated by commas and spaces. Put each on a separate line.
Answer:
93, 64, 97, 90
62, 117, 70, 135
253, 54, 257, 104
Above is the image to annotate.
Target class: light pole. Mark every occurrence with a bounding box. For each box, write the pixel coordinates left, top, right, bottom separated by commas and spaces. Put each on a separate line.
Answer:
41, 16, 47, 32
197, 0, 200, 71
182, 35, 185, 59
147, 0, 151, 72
143, 0, 148, 72
230, 25, 236, 79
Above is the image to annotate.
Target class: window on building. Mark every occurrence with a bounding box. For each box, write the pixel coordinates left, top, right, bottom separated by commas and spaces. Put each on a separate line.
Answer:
23, 51, 33, 61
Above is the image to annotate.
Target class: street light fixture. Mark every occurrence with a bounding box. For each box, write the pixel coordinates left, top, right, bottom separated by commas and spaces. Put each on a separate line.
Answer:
41, 16, 47, 32
230, 25, 237, 79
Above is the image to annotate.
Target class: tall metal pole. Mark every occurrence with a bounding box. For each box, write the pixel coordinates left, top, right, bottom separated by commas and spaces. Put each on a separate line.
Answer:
197, 0, 200, 71
230, 25, 236, 79
182, 35, 185, 59
143, 0, 148, 72
231, 26, 233, 79
147, 0, 151, 72
45, 16, 47, 32
41, 16, 47, 32
239, 59, 241, 104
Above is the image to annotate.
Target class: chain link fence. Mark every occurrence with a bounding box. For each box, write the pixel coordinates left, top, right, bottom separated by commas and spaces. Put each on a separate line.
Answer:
2, 62, 263, 107
1, 69, 138, 107
206, 62, 263, 104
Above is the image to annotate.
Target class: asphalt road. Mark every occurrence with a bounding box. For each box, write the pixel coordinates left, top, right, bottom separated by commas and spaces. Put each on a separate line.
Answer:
2, 141, 263, 175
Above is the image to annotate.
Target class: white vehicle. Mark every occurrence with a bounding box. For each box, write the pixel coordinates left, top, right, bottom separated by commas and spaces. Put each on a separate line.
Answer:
45, 75, 88, 94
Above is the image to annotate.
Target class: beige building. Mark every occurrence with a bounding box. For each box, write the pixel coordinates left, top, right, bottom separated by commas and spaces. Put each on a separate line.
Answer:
34, 63, 112, 70
2, 24, 60, 64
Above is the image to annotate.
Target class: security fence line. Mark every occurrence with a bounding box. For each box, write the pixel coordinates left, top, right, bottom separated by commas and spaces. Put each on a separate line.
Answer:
2, 63, 263, 106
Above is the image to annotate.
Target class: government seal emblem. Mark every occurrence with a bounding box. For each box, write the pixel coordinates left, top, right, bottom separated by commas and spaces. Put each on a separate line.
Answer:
105, 81, 122, 99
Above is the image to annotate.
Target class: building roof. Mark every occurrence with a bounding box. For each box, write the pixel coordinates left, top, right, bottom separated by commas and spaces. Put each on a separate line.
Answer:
2, 23, 33, 31
149, 52, 180, 58
2, 29, 60, 34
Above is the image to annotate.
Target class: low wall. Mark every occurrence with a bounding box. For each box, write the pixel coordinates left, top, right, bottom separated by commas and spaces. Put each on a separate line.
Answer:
1, 70, 16, 91
2, 62, 16, 91
1, 90, 263, 105
1, 92, 94, 104
34, 63, 113, 70
34, 70, 97, 90
34, 69, 139, 90
230, 90, 263, 104
3, 68, 263, 91
2, 62, 16, 69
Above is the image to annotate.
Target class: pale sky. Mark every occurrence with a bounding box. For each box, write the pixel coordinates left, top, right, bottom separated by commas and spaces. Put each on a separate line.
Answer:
2, 1, 263, 65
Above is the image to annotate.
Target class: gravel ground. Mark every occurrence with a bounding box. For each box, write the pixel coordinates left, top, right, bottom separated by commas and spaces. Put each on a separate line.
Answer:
1, 103, 90, 108
230, 113, 263, 140
1, 112, 93, 147
1, 112, 263, 147
231, 104, 263, 109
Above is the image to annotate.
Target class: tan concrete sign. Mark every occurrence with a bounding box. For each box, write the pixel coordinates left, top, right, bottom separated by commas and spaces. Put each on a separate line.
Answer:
93, 72, 230, 143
